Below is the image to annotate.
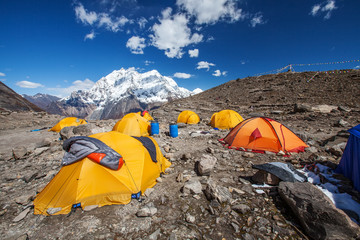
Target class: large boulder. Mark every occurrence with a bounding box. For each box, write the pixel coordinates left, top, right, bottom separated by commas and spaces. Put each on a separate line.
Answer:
278, 182, 360, 240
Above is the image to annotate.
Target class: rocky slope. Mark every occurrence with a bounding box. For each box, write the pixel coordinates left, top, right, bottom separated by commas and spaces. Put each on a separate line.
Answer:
0, 69, 360, 240
0, 81, 44, 113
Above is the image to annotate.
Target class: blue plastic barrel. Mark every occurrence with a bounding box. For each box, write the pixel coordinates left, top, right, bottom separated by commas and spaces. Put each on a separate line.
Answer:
150, 122, 159, 135
169, 124, 178, 138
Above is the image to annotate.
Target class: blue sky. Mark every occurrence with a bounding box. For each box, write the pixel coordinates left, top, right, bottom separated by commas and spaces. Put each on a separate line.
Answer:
0, 0, 359, 98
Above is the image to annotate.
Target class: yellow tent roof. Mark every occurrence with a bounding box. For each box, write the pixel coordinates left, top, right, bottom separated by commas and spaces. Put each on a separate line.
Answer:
49, 117, 87, 132
34, 131, 171, 215
137, 111, 154, 121
177, 110, 200, 124
113, 113, 150, 137
210, 110, 244, 129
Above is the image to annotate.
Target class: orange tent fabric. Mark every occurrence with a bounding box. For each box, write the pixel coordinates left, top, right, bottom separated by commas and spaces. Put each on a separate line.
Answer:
221, 117, 308, 154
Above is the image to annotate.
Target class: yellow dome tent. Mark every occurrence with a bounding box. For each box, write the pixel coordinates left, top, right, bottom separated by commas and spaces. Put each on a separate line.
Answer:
137, 111, 154, 121
33, 131, 171, 215
210, 110, 244, 129
177, 110, 200, 124
50, 117, 87, 132
113, 113, 150, 137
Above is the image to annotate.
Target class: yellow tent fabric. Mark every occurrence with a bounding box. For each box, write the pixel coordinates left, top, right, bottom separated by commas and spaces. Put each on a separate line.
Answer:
113, 113, 150, 137
137, 111, 154, 121
50, 117, 87, 132
210, 110, 244, 129
177, 110, 200, 124
33, 131, 171, 215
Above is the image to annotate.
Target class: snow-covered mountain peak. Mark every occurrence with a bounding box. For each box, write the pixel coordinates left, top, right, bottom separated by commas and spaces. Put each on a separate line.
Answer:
77, 68, 202, 107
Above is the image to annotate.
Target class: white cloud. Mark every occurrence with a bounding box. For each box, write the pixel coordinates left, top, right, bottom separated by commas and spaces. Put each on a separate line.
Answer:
189, 49, 199, 58
311, 4, 321, 16
84, 30, 96, 41
16, 81, 44, 89
47, 78, 95, 98
98, 13, 129, 32
126, 36, 146, 54
197, 61, 215, 71
250, 13, 265, 27
0, 72, 5, 77
212, 70, 227, 77
310, 0, 337, 19
213, 70, 221, 77
174, 72, 191, 79
144, 60, 154, 66
74, 3, 98, 25
138, 17, 148, 29
74, 3, 129, 33
355, 65, 360, 69
150, 8, 203, 58
176, 0, 244, 25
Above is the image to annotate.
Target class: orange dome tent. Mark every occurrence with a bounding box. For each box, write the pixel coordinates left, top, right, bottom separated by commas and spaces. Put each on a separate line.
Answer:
50, 117, 87, 132
34, 131, 171, 215
113, 113, 150, 137
210, 110, 243, 129
177, 110, 200, 124
220, 117, 308, 154
137, 111, 154, 121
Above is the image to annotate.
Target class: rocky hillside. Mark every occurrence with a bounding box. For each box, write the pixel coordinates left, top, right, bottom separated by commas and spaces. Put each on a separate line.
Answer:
0, 81, 44, 113
1, 69, 360, 240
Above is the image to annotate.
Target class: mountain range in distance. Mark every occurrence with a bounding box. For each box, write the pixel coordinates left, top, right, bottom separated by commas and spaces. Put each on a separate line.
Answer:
22, 68, 202, 120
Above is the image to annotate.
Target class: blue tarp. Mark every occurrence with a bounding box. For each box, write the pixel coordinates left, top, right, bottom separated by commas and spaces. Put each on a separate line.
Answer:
336, 124, 360, 192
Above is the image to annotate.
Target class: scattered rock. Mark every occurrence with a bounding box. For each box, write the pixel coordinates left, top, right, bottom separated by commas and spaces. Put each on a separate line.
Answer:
252, 170, 280, 185
232, 204, 251, 214
136, 203, 158, 217
12, 146, 27, 159
183, 178, 202, 194
204, 178, 232, 203
196, 154, 217, 176
13, 208, 30, 222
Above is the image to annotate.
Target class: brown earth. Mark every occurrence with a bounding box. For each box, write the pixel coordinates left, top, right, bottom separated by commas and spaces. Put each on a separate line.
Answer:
0, 70, 360, 240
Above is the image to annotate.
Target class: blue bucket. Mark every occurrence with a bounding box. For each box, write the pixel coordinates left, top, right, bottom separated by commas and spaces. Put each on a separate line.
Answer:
169, 124, 178, 138
150, 122, 159, 135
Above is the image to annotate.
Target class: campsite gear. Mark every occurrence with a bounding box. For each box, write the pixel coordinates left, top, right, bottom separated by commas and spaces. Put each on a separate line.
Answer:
169, 124, 178, 138
177, 110, 200, 124
33, 131, 171, 215
335, 124, 360, 192
210, 110, 244, 129
221, 117, 308, 154
112, 113, 150, 137
49, 117, 87, 132
150, 121, 159, 135
137, 111, 154, 121
252, 162, 307, 183
62, 136, 123, 170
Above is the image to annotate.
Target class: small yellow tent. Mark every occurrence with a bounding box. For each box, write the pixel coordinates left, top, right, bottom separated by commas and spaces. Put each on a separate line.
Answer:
34, 131, 171, 215
137, 111, 154, 121
177, 110, 200, 124
210, 110, 244, 129
113, 113, 150, 137
50, 117, 87, 132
